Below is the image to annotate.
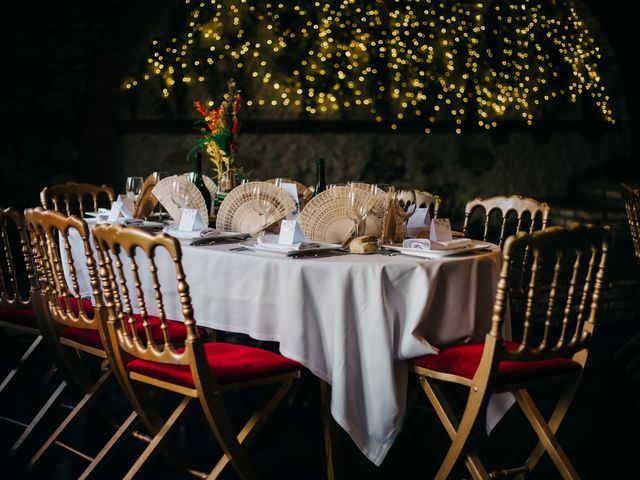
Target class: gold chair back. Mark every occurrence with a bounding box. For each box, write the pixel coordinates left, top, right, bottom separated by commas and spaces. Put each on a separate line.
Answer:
491, 224, 608, 362
41, 182, 116, 217
397, 189, 442, 219
24, 208, 101, 331
462, 194, 550, 248
0, 207, 34, 312
92, 224, 199, 367
622, 183, 640, 263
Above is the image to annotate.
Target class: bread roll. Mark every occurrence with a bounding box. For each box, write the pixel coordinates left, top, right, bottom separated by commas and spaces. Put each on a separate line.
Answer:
349, 235, 378, 254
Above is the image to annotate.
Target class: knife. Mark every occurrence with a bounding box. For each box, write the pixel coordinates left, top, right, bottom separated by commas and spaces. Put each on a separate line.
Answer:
190, 234, 250, 246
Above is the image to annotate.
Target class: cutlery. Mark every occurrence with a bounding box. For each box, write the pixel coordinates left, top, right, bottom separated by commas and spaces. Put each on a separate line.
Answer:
190, 234, 250, 246
287, 248, 349, 259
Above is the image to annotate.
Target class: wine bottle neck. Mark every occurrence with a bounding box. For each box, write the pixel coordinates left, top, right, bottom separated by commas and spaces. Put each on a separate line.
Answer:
194, 152, 203, 174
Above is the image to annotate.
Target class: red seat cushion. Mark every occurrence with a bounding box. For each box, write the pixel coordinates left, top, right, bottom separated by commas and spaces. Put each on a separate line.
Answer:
411, 341, 582, 386
59, 314, 206, 350
127, 342, 301, 388
0, 307, 38, 328
58, 296, 95, 316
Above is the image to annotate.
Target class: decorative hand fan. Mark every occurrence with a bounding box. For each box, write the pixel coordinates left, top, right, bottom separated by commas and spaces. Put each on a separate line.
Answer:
299, 186, 380, 243
266, 178, 314, 212
152, 175, 208, 223
133, 174, 159, 219
216, 181, 296, 234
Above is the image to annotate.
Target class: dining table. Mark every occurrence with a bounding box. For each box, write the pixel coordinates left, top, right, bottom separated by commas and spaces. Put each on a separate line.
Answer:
61, 227, 511, 466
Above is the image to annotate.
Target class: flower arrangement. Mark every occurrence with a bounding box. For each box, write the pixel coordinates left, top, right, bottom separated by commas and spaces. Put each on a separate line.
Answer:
190, 78, 241, 183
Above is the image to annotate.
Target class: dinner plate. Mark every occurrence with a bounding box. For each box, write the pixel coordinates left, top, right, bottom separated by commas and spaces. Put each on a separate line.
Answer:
382, 243, 493, 258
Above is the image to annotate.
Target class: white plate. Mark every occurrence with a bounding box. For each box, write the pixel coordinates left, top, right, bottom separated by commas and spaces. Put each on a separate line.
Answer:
240, 238, 342, 256
383, 243, 493, 258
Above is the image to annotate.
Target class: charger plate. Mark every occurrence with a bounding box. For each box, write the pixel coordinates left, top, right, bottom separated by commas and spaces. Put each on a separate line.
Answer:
299, 186, 380, 243
216, 181, 296, 234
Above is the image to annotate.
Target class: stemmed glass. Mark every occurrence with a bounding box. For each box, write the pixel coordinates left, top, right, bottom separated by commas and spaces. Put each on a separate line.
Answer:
346, 184, 373, 240
251, 183, 273, 236
369, 184, 393, 247
125, 176, 143, 204
171, 177, 192, 220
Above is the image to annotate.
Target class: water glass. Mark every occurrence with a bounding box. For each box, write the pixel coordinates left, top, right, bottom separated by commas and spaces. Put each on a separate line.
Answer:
125, 176, 143, 203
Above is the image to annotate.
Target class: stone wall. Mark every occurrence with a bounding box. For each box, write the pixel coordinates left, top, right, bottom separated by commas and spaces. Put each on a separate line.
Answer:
121, 126, 629, 224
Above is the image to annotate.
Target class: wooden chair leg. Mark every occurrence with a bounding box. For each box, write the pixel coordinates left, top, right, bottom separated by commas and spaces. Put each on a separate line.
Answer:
514, 390, 580, 480
514, 383, 579, 480
320, 380, 343, 480
198, 392, 258, 480
124, 396, 193, 480
419, 376, 490, 480
29, 369, 112, 470
0, 335, 43, 395
11, 380, 67, 455
78, 409, 140, 480
209, 380, 294, 478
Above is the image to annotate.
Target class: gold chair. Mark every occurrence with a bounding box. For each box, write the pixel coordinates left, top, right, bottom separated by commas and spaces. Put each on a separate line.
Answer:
462, 194, 551, 248
621, 183, 640, 262
410, 224, 609, 480
92, 223, 302, 479
0, 207, 51, 429
22, 209, 200, 477
396, 188, 442, 219
40, 181, 116, 217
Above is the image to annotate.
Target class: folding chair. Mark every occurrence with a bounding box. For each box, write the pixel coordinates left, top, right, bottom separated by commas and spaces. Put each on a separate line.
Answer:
22, 208, 199, 477
93, 223, 302, 479
0, 207, 56, 433
410, 224, 609, 479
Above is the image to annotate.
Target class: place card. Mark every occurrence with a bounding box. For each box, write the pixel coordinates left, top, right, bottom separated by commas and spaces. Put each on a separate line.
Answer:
278, 219, 305, 245
406, 207, 431, 237
178, 208, 207, 232
107, 201, 122, 222
430, 218, 453, 243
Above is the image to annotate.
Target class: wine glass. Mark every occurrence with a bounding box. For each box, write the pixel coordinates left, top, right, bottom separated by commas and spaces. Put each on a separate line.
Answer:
369, 184, 392, 247
171, 177, 192, 215
251, 183, 273, 235
125, 176, 143, 203
151, 171, 169, 219
346, 184, 372, 240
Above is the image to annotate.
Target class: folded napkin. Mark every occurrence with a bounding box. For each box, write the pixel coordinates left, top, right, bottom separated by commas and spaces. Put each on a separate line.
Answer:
256, 234, 320, 251
402, 238, 473, 251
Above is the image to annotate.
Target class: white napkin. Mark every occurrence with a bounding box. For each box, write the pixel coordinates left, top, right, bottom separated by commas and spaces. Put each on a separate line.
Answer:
402, 238, 473, 251
257, 234, 320, 251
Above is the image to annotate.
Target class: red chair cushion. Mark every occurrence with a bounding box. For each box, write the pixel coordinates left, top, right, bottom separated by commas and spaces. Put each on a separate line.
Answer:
58, 296, 94, 316
411, 341, 582, 386
59, 314, 206, 350
127, 342, 301, 388
0, 307, 38, 328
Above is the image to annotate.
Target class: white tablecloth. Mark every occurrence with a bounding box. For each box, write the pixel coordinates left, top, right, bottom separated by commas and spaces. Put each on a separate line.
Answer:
62, 232, 503, 465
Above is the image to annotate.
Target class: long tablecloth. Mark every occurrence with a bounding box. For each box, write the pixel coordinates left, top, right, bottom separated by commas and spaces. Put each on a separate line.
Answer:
62, 233, 504, 465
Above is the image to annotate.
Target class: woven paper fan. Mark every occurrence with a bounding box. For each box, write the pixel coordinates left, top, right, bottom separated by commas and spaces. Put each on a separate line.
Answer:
152, 176, 208, 223
266, 178, 314, 212
133, 174, 159, 219
216, 181, 296, 234
299, 186, 380, 243
181, 173, 217, 212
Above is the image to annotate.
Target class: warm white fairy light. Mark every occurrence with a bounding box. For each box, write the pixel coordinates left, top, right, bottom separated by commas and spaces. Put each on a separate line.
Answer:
124, 0, 615, 131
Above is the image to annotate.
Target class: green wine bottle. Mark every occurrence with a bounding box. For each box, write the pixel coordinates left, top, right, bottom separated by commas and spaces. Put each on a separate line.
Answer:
188, 150, 212, 218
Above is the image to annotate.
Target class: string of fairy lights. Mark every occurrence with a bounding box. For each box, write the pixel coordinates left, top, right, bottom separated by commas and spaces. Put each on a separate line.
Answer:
124, 0, 615, 132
